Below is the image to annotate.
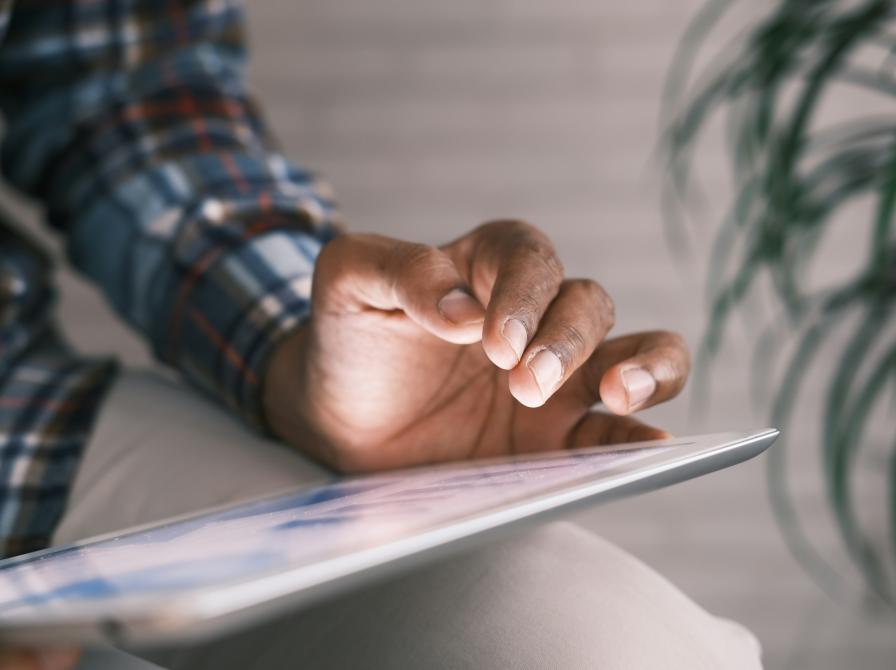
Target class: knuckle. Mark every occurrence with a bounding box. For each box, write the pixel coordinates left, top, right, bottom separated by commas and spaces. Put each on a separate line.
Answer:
538, 246, 565, 282
479, 218, 538, 239
507, 291, 543, 327
515, 239, 563, 290
397, 242, 442, 270
390, 243, 451, 287
317, 233, 373, 272
596, 284, 615, 328
481, 220, 561, 272
568, 278, 614, 328
567, 278, 599, 300
547, 323, 589, 367
560, 322, 589, 355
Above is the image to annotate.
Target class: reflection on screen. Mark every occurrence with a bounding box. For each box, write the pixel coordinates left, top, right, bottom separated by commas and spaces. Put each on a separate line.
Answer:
0, 444, 682, 616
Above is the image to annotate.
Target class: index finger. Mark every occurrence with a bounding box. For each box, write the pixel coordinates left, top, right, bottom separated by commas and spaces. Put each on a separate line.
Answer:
453, 220, 565, 370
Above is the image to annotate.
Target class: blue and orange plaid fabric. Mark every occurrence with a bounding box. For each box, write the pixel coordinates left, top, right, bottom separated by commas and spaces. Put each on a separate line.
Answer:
0, 0, 339, 556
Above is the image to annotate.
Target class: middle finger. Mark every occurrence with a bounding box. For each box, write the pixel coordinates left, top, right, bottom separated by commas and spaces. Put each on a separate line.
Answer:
508, 278, 615, 407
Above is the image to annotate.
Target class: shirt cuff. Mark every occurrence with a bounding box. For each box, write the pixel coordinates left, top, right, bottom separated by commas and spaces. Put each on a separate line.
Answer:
165, 226, 335, 429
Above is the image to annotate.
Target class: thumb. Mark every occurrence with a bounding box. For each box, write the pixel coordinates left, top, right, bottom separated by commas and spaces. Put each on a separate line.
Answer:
313, 233, 485, 344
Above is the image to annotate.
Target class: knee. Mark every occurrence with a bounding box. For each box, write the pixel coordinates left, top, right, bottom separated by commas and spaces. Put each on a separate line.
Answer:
414, 522, 763, 669
159, 522, 763, 670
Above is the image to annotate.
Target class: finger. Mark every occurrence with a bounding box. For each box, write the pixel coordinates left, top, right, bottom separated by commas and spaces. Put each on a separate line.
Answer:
459, 220, 565, 370
0, 649, 37, 670
567, 411, 671, 449
0, 648, 80, 670
507, 279, 614, 407
573, 330, 690, 414
36, 649, 80, 670
314, 233, 485, 344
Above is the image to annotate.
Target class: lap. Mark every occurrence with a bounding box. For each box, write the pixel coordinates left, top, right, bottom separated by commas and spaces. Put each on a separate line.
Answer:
58, 368, 762, 670
148, 522, 760, 670
54, 368, 330, 546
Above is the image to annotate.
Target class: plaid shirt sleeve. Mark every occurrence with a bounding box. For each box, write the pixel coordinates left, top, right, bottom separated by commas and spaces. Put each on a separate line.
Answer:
0, 0, 340, 428
0, 224, 119, 556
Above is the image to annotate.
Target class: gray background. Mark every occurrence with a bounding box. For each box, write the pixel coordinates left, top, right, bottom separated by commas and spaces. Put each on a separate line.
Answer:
5, 1, 893, 667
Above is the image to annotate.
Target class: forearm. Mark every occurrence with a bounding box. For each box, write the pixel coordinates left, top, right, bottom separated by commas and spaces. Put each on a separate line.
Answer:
0, 1, 340, 427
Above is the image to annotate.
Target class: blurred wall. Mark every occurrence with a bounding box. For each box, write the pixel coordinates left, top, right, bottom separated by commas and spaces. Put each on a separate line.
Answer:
3, 1, 893, 668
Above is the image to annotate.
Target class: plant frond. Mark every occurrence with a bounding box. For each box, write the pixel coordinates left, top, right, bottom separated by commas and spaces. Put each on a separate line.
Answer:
823, 304, 894, 603
768, 316, 851, 602
663, 0, 896, 604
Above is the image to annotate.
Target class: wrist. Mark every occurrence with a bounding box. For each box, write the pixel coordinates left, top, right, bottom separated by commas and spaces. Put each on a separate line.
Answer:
262, 323, 316, 451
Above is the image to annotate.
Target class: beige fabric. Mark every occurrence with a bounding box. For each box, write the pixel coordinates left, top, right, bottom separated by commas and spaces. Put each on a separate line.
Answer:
57, 369, 763, 669
54, 370, 329, 546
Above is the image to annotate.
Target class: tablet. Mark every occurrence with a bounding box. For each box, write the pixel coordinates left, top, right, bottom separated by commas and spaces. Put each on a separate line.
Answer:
0, 429, 777, 647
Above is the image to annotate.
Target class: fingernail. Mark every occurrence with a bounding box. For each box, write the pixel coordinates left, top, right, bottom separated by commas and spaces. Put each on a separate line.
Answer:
37, 649, 79, 670
438, 289, 483, 325
621, 368, 656, 409
528, 349, 562, 400
501, 318, 528, 363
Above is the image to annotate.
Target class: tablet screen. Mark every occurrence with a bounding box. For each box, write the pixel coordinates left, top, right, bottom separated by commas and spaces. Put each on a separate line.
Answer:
0, 442, 686, 617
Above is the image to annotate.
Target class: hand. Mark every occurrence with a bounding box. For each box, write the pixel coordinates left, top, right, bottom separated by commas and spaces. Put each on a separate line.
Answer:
0, 648, 79, 670
265, 220, 690, 472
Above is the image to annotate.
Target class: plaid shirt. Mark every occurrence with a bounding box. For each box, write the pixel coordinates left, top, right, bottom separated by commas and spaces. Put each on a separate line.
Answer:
0, 1, 339, 556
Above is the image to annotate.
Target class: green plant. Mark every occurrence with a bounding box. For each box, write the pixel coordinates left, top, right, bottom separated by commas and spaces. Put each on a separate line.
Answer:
662, 0, 896, 607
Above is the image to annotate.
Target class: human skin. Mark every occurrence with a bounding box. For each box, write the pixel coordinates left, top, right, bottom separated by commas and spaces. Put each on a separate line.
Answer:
0, 648, 79, 670
265, 220, 690, 472
7, 221, 689, 664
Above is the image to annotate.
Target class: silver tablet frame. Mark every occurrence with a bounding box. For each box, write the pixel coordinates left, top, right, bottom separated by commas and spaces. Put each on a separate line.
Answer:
0, 429, 778, 648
